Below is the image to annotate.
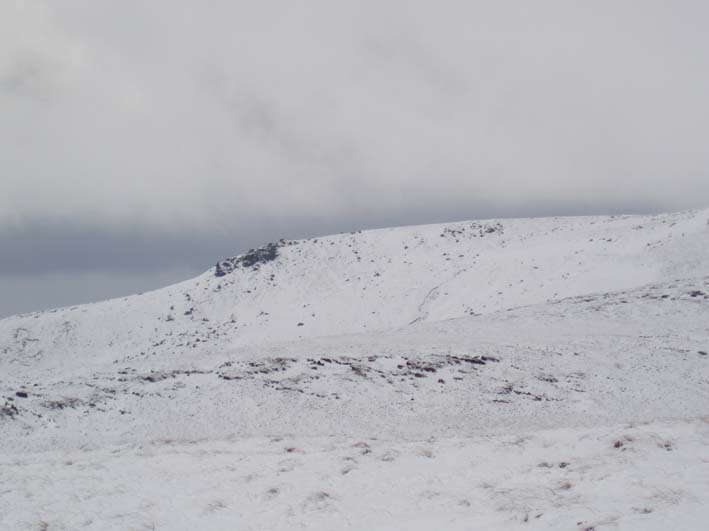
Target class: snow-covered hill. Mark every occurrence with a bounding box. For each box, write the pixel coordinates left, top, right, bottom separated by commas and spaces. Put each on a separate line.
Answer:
1, 209, 708, 530
2, 209, 708, 374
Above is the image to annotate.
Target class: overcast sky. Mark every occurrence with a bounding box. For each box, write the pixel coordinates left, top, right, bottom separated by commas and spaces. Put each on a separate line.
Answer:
1, 0, 708, 317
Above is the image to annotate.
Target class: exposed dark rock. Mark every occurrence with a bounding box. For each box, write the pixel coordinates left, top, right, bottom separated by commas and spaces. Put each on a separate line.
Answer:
219, 375, 242, 381
1, 402, 19, 418
451, 355, 486, 365
215, 242, 282, 276
15, 391, 28, 398
537, 374, 558, 383
141, 373, 169, 383
42, 398, 82, 410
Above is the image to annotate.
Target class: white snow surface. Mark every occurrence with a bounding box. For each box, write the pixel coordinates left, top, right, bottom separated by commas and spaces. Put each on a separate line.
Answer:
1, 209, 708, 530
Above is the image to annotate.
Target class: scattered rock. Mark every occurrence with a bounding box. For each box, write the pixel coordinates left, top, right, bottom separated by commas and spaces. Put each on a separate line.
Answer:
537, 374, 558, 383
42, 398, 82, 410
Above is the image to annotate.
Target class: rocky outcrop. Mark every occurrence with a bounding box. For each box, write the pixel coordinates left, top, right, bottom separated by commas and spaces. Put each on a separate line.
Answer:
215, 241, 282, 276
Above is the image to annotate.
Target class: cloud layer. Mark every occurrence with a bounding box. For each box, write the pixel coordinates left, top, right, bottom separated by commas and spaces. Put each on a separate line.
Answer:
2, 0, 708, 233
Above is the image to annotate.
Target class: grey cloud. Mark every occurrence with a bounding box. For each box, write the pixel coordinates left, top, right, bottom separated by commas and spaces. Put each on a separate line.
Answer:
1, 0, 708, 230
1, 59, 45, 98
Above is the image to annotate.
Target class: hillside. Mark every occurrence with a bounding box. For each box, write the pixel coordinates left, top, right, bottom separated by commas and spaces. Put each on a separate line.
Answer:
1, 209, 708, 530
2, 209, 708, 374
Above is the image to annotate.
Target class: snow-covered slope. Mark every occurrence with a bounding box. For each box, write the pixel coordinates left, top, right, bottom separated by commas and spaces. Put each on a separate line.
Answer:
2, 209, 708, 375
2, 272, 708, 452
1, 209, 708, 530
4, 418, 708, 531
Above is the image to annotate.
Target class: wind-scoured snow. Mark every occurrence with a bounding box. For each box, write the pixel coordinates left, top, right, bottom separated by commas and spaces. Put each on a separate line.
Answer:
3, 418, 708, 531
1, 209, 708, 530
